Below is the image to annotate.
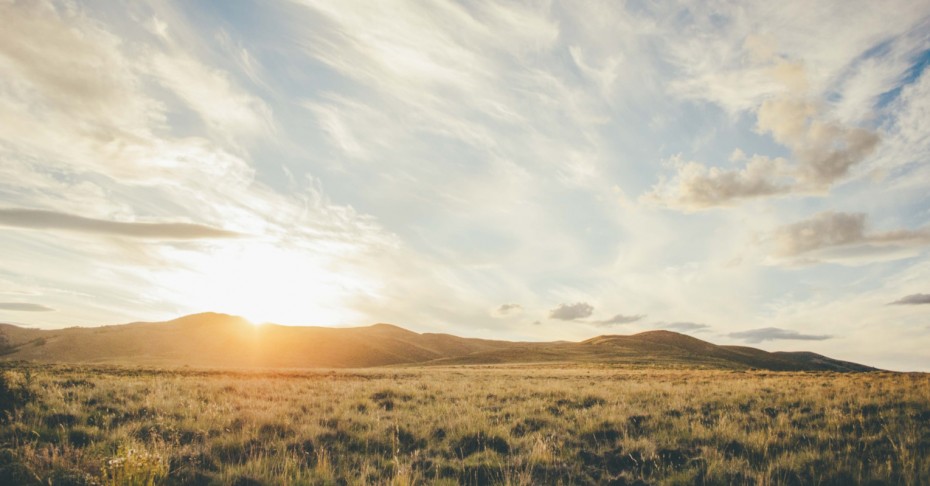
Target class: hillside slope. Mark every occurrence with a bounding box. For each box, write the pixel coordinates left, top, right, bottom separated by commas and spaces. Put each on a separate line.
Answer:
0, 313, 876, 371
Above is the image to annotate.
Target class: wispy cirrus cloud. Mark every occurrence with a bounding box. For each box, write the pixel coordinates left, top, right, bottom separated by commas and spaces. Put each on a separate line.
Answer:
147, 38, 274, 141
0, 0, 255, 186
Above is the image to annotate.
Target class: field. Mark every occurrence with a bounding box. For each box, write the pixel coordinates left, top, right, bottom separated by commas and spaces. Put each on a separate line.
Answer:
1, 363, 929, 485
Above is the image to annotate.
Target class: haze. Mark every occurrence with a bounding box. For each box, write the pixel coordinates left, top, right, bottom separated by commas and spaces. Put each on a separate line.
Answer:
1, 1, 929, 371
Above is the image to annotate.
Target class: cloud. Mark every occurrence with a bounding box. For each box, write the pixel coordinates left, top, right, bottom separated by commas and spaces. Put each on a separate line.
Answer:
648, 155, 792, 209
774, 211, 867, 257
759, 98, 881, 187
149, 49, 274, 140
661, 322, 710, 332
594, 313, 645, 325
492, 303, 523, 317
2, 0, 930, 370
649, 112, 880, 209
772, 211, 930, 263
889, 293, 930, 305
0, 208, 240, 240
728, 327, 831, 343
648, 55, 880, 210
0, 303, 54, 312
0, 1, 258, 187
548, 302, 594, 321
0, 1, 144, 122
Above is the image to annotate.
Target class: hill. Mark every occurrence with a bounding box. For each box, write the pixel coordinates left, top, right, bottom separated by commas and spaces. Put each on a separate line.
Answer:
0, 313, 876, 371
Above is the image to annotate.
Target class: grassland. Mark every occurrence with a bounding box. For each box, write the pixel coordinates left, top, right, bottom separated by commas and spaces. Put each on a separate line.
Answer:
0, 363, 928, 485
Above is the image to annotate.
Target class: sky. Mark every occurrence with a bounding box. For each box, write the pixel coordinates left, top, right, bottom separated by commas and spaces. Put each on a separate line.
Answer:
1, 0, 930, 371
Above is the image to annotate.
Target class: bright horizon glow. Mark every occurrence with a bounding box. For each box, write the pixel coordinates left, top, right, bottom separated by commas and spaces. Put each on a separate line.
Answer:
1, 1, 930, 371
148, 241, 377, 326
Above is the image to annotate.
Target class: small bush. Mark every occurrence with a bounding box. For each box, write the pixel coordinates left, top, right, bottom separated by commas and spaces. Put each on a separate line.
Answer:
451, 432, 510, 458
257, 422, 294, 439
230, 475, 264, 486
45, 413, 79, 428
68, 427, 96, 448
0, 371, 32, 421
48, 468, 95, 486
511, 417, 549, 437
0, 461, 41, 486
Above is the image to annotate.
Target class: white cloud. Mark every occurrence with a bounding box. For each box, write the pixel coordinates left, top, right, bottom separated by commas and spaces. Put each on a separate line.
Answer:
648, 60, 880, 210
644, 2, 930, 213
0, 0, 258, 188
662, 2, 930, 113
149, 51, 274, 140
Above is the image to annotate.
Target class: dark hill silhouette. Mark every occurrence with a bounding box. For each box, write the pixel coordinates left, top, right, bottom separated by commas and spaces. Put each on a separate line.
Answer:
0, 313, 876, 371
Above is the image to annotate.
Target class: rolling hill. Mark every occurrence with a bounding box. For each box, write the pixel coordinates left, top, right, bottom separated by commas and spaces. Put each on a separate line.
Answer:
0, 312, 876, 371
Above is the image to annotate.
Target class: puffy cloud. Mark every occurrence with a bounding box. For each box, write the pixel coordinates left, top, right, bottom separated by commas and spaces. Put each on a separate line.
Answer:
772, 211, 930, 263
0, 208, 240, 240
594, 313, 645, 325
648, 50, 880, 210
889, 293, 930, 305
648, 155, 792, 209
728, 327, 831, 343
492, 303, 523, 317
774, 212, 867, 257
649, 111, 880, 209
758, 98, 881, 187
0, 302, 54, 312
548, 302, 594, 321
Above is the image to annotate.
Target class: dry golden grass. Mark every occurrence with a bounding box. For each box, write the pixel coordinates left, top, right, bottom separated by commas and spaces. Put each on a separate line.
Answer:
1, 363, 928, 485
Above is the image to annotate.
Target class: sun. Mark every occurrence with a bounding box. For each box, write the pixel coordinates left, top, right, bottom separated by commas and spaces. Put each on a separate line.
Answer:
148, 240, 378, 325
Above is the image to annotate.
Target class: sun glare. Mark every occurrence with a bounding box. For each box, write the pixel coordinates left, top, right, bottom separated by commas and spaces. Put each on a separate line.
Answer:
150, 241, 378, 325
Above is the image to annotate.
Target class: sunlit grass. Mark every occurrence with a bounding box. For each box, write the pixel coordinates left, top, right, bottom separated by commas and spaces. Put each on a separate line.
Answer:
0, 364, 928, 485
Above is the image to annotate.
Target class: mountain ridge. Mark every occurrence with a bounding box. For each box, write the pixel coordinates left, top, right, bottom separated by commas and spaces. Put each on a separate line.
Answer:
0, 313, 877, 371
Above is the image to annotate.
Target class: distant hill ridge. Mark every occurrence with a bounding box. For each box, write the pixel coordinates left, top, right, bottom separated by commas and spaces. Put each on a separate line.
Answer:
0, 312, 876, 371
